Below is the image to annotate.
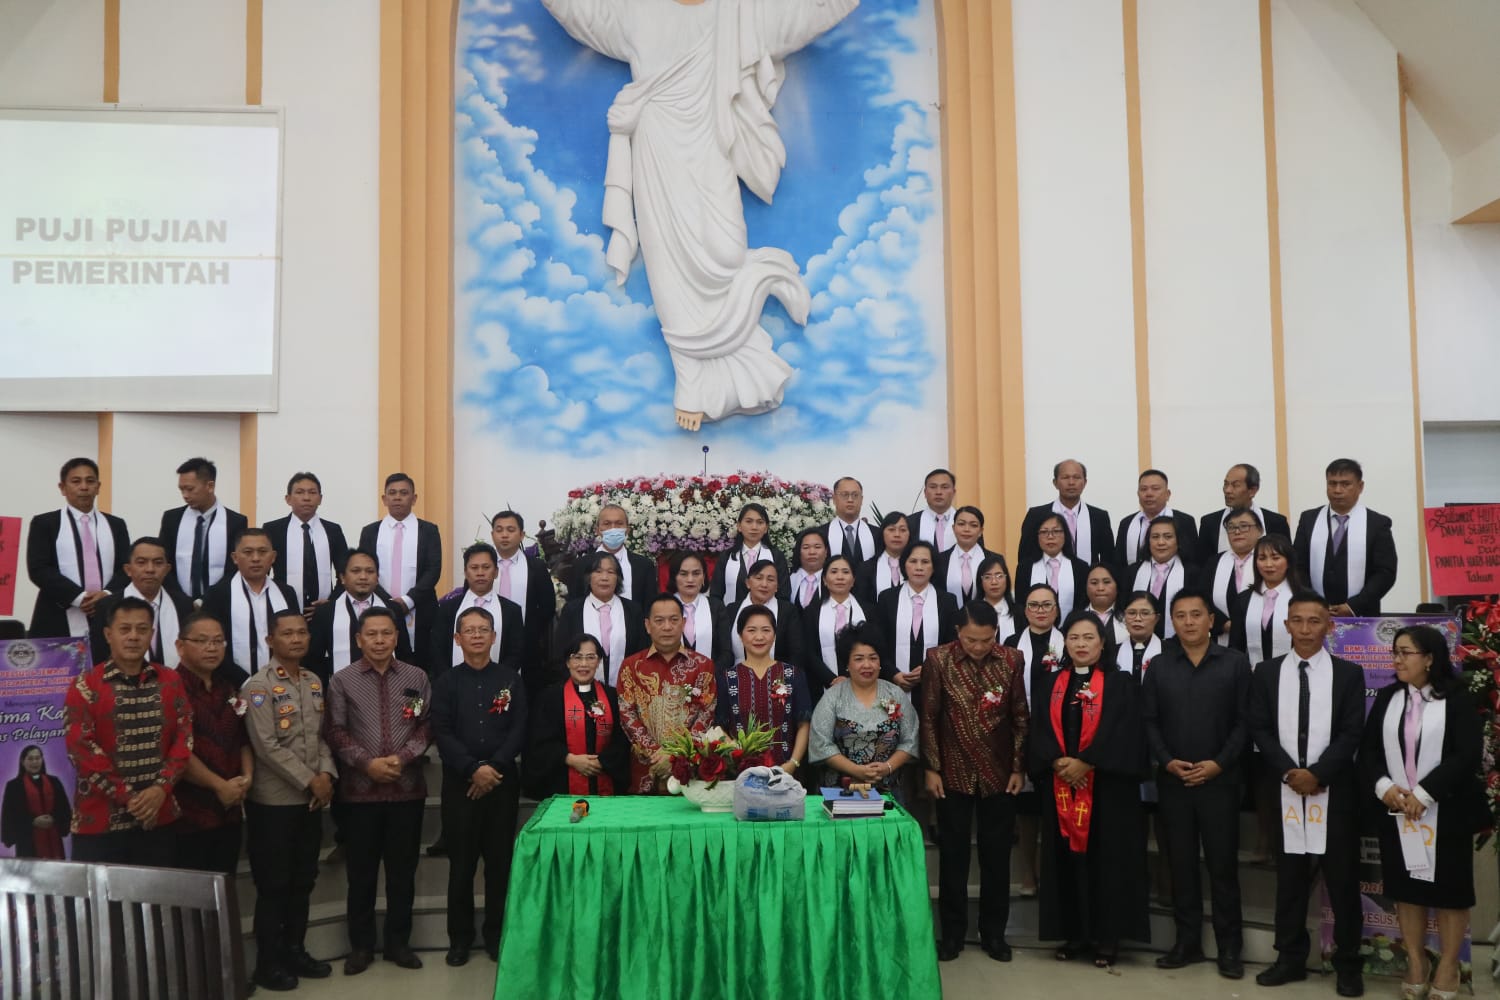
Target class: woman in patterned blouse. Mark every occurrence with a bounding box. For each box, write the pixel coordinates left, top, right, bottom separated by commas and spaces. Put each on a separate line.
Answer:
712, 605, 812, 775
808, 621, 917, 804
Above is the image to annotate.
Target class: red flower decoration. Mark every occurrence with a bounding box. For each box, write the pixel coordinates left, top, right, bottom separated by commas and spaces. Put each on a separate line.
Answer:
726, 475, 741, 485
697, 754, 727, 783
664, 479, 677, 488
568, 489, 583, 499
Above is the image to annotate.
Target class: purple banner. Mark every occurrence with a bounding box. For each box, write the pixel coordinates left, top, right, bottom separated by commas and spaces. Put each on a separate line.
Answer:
1321, 616, 1471, 984
0, 637, 89, 861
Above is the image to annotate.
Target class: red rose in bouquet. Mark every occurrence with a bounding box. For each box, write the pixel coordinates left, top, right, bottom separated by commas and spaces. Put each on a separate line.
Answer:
670, 757, 693, 785
726, 475, 741, 485
697, 754, 727, 783
664, 479, 677, 489
568, 489, 583, 499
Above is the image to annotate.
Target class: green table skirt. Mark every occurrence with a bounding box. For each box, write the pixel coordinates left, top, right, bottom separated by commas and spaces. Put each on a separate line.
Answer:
495, 794, 941, 1000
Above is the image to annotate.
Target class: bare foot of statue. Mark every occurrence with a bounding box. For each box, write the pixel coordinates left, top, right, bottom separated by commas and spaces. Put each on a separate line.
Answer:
675, 409, 704, 432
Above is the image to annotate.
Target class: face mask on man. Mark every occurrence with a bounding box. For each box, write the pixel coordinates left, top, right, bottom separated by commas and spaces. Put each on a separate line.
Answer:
601, 528, 628, 549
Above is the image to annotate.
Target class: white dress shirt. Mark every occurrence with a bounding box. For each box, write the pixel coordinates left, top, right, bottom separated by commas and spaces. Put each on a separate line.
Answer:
175, 502, 228, 594
495, 550, 530, 621
449, 588, 506, 667
918, 509, 956, 552
284, 515, 333, 606
583, 594, 627, 684
376, 513, 421, 632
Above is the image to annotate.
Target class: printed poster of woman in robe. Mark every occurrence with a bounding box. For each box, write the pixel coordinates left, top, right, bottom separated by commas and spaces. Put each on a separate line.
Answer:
0, 637, 88, 860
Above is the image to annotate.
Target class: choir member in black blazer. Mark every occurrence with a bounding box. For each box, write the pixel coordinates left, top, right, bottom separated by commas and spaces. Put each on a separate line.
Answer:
974, 554, 1020, 644
799, 555, 880, 692
1081, 562, 1128, 649
854, 511, 909, 604
568, 504, 659, 609
426, 544, 527, 678
263, 472, 349, 612
1360, 626, 1486, 1000
1017, 460, 1113, 569
88, 540, 196, 668
787, 527, 828, 611
552, 552, 648, 689
1207, 507, 1263, 640
667, 552, 720, 660
1292, 458, 1398, 616
1227, 534, 1305, 665
822, 476, 876, 563
1126, 516, 1200, 640
357, 473, 443, 663
1016, 513, 1090, 614
488, 511, 556, 668
1198, 464, 1290, 562
934, 506, 1001, 606
525, 635, 631, 799
713, 559, 802, 669
1246, 593, 1366, 994
1004, 582, 1064, 899
873, 541, 957, 696
1114, 469, 1197, 569
904, 468, 958, 553
26, 458, 132, 638
305, 550, 413, 683
709, 503, 790, 606
160, 457, 249, 601
201, 529, 298, 684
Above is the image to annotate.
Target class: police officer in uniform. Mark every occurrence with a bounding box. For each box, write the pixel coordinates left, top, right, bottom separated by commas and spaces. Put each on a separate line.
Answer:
243, 610, 337, 992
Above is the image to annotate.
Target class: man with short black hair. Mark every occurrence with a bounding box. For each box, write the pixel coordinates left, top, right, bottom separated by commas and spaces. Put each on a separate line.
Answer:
1017, 460, 1113, 568
28, 456, 132, 639
1143, 589, 1252, 979
63, 597, 192, 866
358, 473, 444, 668
1199, 464, 1290, 558
617, 594, 717, 794
202, 528, 299, 683
822, 477, 876, 562
1115, 469, 1198, 568
1293, 459, 1397, 617
907, 468, 958, 552
264, 471, 349, 614
89, 536, 194, 667
428, 543, 525, 674
159, 457, 249, 601
489, 509, 556, 674
306, 548, 413, 682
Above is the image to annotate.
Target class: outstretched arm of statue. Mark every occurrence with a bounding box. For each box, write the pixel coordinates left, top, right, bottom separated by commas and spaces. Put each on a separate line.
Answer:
542, 0, 633, 63
751, 0, 860, 60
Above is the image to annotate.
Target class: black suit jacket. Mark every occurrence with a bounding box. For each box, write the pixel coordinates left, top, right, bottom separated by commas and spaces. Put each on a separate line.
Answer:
1360, 685, 1487, 833
873, 587, 958, 675
820, 518, 877, 563
712, 597, 803, 670
708, 545, 791, 604
1126, 558, 1202, 637
1014, 554, 1091, 613
1198, 507, 1292, 562
201, 575, 299, 682
427, 588, 526, 674
1115, 509, 1198, 568
305, 588, 413, 683
1293, 507, 1398, 615
933, 545, 1002, 606
797, 596, 881, 689
1017, 502, 1113, 569
569, 549, 658, 609
357, 518, 444, 611
25, 508, 131, 637
1248, 653, 1365, 823
550, 596, 649, 690
88, 587, 195, 667
509, 554, 557, 664
159, 505, 249, 596
263, 515, 349, 600
854, 552, 905, 605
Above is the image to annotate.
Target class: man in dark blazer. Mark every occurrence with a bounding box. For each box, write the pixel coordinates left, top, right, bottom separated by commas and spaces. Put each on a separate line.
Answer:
306, 549, 413, 683
489, 510, 555, 668
426, 544, 526, 676
1115, 469, 1197, 568
1199, 463, 1291, 561
1293, 458, 1398, 617
27, 457, 131, 638
160, 456, 248, 602
821, 476, 877, 562
89, 537, 194, 667
1247, 592, 1365, 997
568, 504, 657, 608
264, 471, 349, 614
1017, 459, 1112, 569
358, 473, 443, 667
201, 529, 299, 685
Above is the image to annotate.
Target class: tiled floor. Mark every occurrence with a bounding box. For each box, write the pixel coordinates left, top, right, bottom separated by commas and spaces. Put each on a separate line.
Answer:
261, 944, 1483, 999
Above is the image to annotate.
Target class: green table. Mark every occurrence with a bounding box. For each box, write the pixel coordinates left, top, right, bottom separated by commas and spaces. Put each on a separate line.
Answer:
495, 794, 941, 1000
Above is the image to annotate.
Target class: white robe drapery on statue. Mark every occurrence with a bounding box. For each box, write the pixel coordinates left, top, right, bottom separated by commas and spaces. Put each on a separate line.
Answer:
544, 0, 859, 423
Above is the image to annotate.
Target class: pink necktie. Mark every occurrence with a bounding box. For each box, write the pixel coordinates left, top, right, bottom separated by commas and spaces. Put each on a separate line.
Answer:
1234, 554, 1250, 591
934, 516, 946, 550
683, 603, 696, 646
598, 601, 613, 654
835, 602, 849, 631
1064, 507, 1078, 547
1046, 557, 1060, 591
910, 594, 925, 638
498, 556, 513, 600
1403, 690, 1425, 791
1150, 561, 1168, 598
79, 514, 102, 593
961, 552, 973, 594
888, 557, 900, 585
802, 576, 817, 606
1260, 588, 1278, 629
390, 521, 405, 598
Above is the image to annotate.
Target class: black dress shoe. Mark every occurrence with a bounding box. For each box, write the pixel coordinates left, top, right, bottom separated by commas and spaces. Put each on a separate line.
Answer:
251, 967, 297, 992
445, 948, 470, 967
426, 836, 448, 857
485, 941, 500, 961
1155, 944, 1206, 969
1217, 952, 1244, 980
343, 949, 373, 976
936, 940, 963, 962
1256, 962, 1308, 987
982, 938, 1013, 962
1335, 969, 1365, 997
288, 950, 332, 979
385, 945, 424, 969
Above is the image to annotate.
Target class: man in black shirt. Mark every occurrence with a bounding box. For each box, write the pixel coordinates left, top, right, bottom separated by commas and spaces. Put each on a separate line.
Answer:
1142, 588, 1252, 979
430, 606, 528, 967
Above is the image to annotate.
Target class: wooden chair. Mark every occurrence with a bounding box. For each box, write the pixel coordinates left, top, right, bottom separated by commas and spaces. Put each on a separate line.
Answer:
0, 857, 96, 1000
92, 863, 245, 1000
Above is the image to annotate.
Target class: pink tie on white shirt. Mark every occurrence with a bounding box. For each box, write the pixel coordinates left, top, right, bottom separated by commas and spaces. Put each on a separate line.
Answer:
1046, 557, 1060, 592
1260, 588, 1278, 630
683, 602, 696, 646
934, 516, 946, 550
1063, 507, 1078, 547
801, 576, 817, 606
1234, 554, 1251, 592
910, 594, 925, 639
835, 601, 849, 632
390, 521, 405, 599
79, 513, 102, 593
888, 557, 900, 586
961, 552, 973, 594
597, 601, 613, 656
498, 556, 513, 600
1403, 689, 1426, 792
1150, 561, 1168, 598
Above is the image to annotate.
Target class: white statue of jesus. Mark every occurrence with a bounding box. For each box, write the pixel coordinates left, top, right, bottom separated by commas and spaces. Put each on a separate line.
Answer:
543, 0, 859, 431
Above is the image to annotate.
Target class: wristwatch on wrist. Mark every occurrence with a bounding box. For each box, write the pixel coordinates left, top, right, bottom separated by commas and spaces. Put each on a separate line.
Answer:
785, 759, 800, 772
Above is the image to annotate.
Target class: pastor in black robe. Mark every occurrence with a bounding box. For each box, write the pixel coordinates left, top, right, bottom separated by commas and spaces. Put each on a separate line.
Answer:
1029, 665, 1151, 954
525, 679, 632, 800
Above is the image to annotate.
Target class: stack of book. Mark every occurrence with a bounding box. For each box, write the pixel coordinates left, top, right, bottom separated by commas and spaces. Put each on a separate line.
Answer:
820, 787, 886, 818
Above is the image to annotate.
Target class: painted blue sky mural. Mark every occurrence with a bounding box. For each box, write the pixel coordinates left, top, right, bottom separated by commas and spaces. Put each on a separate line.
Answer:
455, 0, 943, 456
